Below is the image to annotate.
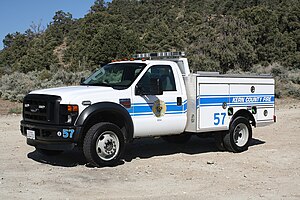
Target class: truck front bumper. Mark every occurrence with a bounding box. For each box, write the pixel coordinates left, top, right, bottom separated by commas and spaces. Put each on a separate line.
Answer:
20, 120, 82, 151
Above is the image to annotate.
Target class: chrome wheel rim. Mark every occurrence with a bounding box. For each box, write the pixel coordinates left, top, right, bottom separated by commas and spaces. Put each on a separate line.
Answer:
96, 131, 119, 161
233, 123, 249, 147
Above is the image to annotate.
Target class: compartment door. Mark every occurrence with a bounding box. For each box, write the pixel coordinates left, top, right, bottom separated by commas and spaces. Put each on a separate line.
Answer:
198, 83, 230, 131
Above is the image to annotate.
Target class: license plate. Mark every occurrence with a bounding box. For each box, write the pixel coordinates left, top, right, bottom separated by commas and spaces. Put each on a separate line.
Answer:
26, 130, 35, 140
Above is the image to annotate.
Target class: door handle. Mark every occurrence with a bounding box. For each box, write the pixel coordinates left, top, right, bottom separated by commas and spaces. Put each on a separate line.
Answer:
177, 97, 182, 106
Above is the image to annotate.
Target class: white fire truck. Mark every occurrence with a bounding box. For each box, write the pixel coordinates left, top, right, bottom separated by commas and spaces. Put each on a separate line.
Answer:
21, 52, 276, 167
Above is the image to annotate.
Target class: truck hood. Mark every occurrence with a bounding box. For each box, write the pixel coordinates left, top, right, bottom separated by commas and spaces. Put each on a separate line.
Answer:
30, 86, 116, 104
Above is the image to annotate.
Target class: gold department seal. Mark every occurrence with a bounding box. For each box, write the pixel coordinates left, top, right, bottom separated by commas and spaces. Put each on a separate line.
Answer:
152, 100, 166, 117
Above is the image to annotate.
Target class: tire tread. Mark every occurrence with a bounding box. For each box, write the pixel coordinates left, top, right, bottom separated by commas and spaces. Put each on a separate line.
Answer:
83, 123, 103, 167
223, 116, 252, 153
83, 122, 124, 167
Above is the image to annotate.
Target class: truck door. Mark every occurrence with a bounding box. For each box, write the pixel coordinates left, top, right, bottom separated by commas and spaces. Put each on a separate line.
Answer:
131, 64, 187, 137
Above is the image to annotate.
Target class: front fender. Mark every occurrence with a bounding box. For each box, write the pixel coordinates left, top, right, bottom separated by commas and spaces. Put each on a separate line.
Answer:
75, 102, 134, 142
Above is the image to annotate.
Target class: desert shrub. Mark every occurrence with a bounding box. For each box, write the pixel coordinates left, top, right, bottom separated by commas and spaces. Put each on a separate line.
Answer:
51, 70, 88, 85
0, 69, 90, 102
0, 71, 37, 101
251, 63, 300, 99
8, 107, 22, 114
288, 70, 300, 85
226, 63, 300, 99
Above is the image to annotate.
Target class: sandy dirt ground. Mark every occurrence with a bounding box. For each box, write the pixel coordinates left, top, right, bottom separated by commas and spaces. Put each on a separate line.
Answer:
0, 99, 299, 200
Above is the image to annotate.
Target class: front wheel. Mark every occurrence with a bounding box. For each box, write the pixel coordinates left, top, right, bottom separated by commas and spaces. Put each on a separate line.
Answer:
223, 117, 252, 152
83, 122, 125, 167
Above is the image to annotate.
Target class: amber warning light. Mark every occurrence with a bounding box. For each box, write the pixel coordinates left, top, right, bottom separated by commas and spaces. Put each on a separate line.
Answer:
68, 105, 79, 112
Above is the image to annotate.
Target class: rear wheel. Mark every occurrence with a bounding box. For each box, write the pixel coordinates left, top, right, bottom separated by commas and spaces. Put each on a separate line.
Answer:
83, 122, 125, 167
223, 117, 252, 152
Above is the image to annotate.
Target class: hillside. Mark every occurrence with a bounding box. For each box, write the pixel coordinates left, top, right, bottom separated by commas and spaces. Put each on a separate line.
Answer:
0, 0, 299, 101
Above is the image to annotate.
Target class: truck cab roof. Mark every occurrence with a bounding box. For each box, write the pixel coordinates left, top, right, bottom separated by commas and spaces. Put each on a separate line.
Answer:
112, 58, 191, 77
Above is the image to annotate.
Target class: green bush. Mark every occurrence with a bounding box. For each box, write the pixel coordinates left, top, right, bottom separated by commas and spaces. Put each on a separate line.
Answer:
8, 107, 22, 114
226, 63, 300, 99
251, 63, 300, 99
0, 70, 90, 102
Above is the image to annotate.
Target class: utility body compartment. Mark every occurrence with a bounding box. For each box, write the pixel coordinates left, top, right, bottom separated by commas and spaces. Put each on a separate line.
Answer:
184, 73, 275, 133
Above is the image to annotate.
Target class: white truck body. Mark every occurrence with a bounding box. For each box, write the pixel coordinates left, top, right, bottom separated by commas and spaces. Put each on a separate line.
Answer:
21, 52, 275, 167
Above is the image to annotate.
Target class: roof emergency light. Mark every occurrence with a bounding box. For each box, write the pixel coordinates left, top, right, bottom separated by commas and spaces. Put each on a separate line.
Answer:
132, 51, 186, 60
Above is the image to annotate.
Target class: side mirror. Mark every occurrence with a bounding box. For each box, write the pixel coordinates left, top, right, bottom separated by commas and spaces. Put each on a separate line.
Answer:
135, 78, 163, 95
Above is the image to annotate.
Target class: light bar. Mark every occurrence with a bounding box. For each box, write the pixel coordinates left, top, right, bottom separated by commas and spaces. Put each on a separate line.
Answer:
132, 51, 185, 59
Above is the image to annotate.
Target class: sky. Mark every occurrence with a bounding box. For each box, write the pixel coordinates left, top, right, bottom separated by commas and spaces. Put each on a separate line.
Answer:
0, 0, 107, 49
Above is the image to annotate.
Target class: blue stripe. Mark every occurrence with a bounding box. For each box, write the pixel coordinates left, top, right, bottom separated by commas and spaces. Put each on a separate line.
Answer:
126, 107, 134, 113
127, 101, 187, 116
133, 105, 152, 113
133, 104, 185, 113
197, 94, 274, 107
132, 100, 187, 106
166, 105, 185, 112
198, 94, 274, 97
183, 103, 187, 111
200, 97, 228, 105
229, 96, 274, 104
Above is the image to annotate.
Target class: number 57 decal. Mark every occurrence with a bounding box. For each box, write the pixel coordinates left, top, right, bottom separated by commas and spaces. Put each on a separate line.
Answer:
214, 112, 226, 125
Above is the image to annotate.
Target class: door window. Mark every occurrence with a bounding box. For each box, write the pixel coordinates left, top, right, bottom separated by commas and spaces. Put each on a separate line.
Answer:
137, 65, 176, 93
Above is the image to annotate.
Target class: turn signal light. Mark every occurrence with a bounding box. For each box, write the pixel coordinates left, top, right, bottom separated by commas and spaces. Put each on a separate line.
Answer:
68, 105, 79, 112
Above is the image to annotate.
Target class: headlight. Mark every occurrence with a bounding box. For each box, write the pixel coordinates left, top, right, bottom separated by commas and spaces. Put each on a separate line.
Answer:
60, 104, 79, 124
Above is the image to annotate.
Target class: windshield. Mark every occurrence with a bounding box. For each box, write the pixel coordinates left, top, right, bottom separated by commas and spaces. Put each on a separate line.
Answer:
82, 63, 146, 89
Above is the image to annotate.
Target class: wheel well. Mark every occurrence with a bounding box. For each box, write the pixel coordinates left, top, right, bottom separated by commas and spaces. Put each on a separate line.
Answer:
79, 111, 129, 147
230, 109, 256, 127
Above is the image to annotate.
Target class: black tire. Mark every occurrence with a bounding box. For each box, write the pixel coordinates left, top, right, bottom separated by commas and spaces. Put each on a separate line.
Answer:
162, 133, 191, 144
223, 117, 252, 152
83, 122, 125, 167
214, 131, 227, 151
36, 148, 63, 156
